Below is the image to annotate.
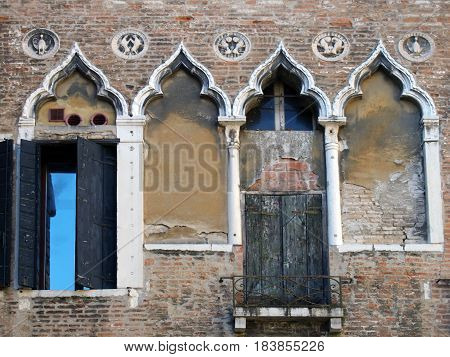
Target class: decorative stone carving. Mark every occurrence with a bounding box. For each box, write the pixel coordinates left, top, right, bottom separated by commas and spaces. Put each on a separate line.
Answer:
112, 29, 148, 59
214, 32, 251, 61
22, 29, 59, 59
312, 32, 350, 61
398, 32, 434, 62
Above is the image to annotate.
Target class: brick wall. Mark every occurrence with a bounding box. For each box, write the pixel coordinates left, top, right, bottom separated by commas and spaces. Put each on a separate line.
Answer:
248, 158, 319, 192
330, 250, 449, 336
0, 249, 242, 336
0, 0, 448, 336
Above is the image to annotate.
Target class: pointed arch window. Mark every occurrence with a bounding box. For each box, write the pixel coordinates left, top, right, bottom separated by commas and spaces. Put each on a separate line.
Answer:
12, 44, 143, 291
245, 80, 316, 131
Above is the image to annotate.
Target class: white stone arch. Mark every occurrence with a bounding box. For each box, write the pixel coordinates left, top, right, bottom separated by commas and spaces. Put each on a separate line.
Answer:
131, 42, 231, 117
333, 40, 437, 119
20, 43, 129, 131
232, 42, 331, 118
333, 40, 443, 245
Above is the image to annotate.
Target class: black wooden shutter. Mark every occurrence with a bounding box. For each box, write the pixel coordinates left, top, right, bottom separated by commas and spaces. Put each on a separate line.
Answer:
76, 138, 116, 289
0, 140, 13, 288
18, 140, 40, 289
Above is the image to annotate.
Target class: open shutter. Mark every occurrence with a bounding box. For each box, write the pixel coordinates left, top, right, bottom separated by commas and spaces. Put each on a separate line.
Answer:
0, 140, 13, 288
76, 138, 116, 289
18, 140, 40, 288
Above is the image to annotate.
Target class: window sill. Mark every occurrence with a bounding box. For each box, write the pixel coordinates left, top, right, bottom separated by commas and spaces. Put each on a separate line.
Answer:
234, 306, 343, 319
233, 307, 344, 333
336, 243, 444, 253
144, 243, 234, 252
18, 288, 133, 298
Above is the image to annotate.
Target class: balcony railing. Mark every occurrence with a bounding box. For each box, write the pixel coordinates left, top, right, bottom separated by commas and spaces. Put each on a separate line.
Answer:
223, 275, 342, 309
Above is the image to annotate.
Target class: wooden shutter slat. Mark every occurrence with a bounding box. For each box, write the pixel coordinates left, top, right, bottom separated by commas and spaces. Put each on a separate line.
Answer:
0, 140, 13, 288
18, 140, 40, 289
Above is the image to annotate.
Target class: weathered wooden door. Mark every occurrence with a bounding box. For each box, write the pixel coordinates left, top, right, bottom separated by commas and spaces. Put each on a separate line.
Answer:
244, 194, 328, 306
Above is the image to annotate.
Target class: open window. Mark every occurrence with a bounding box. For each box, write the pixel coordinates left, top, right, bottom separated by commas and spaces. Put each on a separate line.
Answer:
18, 138, 117, 290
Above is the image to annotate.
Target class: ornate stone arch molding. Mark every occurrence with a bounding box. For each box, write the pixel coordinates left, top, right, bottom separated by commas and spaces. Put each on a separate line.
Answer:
333, 40, 437, 119
333, 40, 443, 245
232, 42, 331, 118
132, 42, 231, 117
20, 43, 129, 130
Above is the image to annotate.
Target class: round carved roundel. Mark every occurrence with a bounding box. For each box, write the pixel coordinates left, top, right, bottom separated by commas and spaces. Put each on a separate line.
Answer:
312, 31, 350, 61
214, 32, 251, 61
111, 29, 149, 60
22, 28, 60, 59
398, 32, 435, 62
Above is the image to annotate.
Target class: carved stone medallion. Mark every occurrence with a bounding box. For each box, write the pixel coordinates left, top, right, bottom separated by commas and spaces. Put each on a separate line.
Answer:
214, 32, 251, 61
22, 29, 60, 59
112, 29, 148, 59
312, 32, 350, 61
398, 32, 434, 62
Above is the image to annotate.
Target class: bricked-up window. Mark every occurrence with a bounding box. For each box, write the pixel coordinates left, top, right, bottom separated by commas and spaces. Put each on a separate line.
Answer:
245, 81, 315, 131
0, 140, 13, 288
18, 139, 117, 290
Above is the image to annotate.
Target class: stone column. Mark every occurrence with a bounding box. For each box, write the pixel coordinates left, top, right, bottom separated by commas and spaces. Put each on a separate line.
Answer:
219, 116, 246, 246
116, 116, 146, 288
319, 118, 346, 246
422, 118, 444, 244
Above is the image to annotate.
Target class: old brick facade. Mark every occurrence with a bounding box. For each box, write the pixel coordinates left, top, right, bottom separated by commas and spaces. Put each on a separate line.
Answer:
0, 0, 449, 336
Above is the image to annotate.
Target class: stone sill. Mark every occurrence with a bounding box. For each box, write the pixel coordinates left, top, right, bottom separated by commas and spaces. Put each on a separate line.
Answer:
336, 243, 443, 253
234, 306, 344, 319
233, 307, 344, 333
17, 288, 133, 298
144, 243, 234, 252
